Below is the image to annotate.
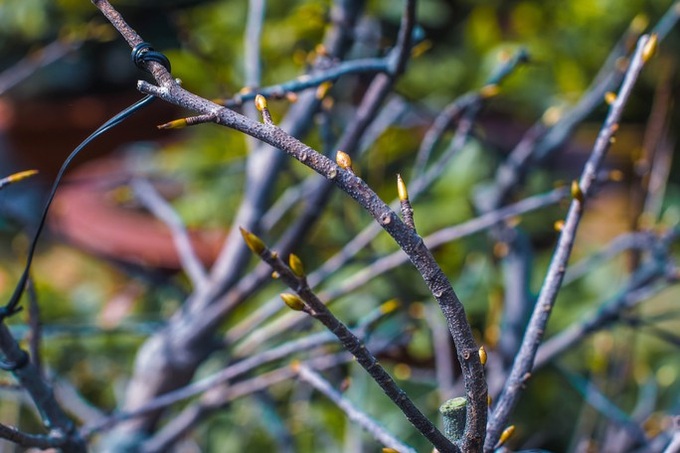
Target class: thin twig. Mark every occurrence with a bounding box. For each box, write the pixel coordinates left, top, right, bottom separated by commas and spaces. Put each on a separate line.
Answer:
231, 187, 566, 354
82, 307, 389, 438
0, 422, 63, 449
558, 366, 647, 446
0, 38, 81, 95
140, 352, 355, 452
425, 304, 455, 400
25, 278, 42, 377
53, 376, 107, 426
244, 233, 457, 452
296, 364, 417, 453
485, 35, 653, 451
413, 48, 527, 177
0, 322, 86, 451
223, 58, 390, 107
535, 260, 676, 369
131, 178, 208, 288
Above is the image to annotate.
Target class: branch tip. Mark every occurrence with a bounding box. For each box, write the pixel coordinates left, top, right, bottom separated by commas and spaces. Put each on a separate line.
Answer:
642, 33, 658, 63
496, 425, 516, 448
3, 169, 39, 186
239, 227, 266, 254
254, 94, 267, 112
439, 397, 467, 443
157, 118, 187, 130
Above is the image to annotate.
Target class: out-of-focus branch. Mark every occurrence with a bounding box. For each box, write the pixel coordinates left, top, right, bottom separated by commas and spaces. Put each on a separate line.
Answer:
0, 38, 80, 95
425, 304, 455, 400
131, 178, 208, 288
558, 366, 647, 445
477, 4, 680, 214
230, 186, 566, 354
535, 253, 678, 369
26, 278, 42, 377
83, 304, 392, 438
0, 323, 86, 452
139, 352, 355, 452
241, 230, 457, 452
0, 422, 63, 449
296, 364, 417, 453
222, 58, 390, 108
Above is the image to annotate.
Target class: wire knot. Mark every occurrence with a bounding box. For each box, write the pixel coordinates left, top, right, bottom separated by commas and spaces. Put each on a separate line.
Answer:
0, 350, 29, 372
131, 42, 171, 73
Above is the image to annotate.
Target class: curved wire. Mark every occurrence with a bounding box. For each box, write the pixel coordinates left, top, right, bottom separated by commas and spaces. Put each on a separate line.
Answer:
3, 94, 157, 320
0, 42, 172, 371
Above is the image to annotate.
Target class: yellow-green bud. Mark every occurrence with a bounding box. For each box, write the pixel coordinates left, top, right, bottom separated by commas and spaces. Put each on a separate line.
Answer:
239, 227, 266, 254
280, 293, 305, 311
289, 253, 305, 278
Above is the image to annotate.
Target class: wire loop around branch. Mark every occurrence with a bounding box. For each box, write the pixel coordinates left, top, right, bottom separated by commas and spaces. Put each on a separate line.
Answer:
131, 42, 171, 73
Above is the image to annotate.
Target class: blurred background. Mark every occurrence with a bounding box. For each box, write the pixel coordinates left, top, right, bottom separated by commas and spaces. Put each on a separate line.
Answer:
0, 0, 678, 451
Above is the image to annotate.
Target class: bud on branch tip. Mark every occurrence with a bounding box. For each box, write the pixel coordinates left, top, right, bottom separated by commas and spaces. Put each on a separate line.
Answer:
158, 118, 188, 130
497, 425, 516, 447
336, 150, 353, 172
397, 174, 409, 201
255, 94, 268, 112
239, 227, 266, 254
7, 169, 39, 183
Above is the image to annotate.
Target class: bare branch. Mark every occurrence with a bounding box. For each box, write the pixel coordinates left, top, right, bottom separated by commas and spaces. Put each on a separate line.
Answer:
296, 364, 417, 453
485, 35, 654, 450
242, 231, 457, 452
131, 178, 208, 288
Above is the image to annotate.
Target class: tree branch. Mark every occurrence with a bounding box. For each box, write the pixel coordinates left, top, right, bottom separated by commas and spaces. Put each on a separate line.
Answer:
484, 34, 654, 450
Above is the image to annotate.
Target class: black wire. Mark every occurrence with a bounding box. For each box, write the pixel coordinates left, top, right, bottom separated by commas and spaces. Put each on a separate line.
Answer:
0, 42, 171, 371
3, 94, 156, 317
131, 42, 171, 74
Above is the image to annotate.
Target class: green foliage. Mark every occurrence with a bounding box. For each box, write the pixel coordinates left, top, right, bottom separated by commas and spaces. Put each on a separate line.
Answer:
0, 0, 679, 451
